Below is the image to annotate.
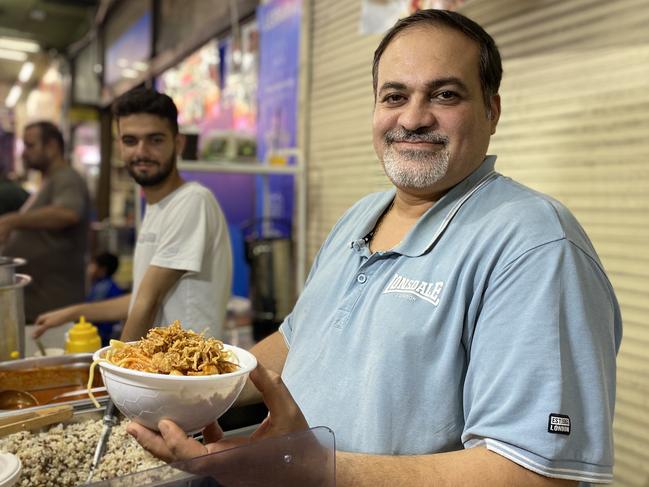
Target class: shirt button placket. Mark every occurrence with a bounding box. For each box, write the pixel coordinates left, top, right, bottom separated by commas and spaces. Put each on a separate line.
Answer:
357, 273, 367, 284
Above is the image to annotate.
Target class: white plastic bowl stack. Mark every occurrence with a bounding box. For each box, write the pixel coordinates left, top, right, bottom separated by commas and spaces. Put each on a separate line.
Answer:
93, 344, 257, 434
0, 452, 21, 487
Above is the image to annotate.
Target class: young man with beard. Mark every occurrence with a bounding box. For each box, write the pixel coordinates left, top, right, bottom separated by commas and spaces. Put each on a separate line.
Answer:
0, 121, 89, 323
33, 89, 232, 341
128, 10, 621, 487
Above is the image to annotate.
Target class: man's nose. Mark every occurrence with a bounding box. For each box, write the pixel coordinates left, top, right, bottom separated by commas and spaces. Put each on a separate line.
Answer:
398, 100, 436, 131
133, 140, 150, 158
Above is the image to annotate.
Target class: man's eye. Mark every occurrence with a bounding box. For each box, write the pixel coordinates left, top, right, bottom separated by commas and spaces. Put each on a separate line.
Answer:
151, 137, 165, 144
122, 138, 137, 146
382, 93, 405, 104
436, 91, 458, 101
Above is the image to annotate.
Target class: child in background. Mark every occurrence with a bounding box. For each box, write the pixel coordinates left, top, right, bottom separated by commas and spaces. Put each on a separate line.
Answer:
87, 252, 124, 345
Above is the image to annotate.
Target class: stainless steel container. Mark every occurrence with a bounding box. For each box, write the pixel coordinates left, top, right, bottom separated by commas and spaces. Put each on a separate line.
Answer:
0, 352, 106, 415
0, 351, 93, 372
0, 273, 31, 361
248, 238, 295, 321
247, 237, 296, 341
0, 256, 25, 287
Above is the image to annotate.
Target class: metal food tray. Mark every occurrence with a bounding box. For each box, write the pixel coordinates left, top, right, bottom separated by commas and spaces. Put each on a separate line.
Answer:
0, 353, 106, 417
1, 407, 335, 486
0, 400, 285, 487
0, 395, 108, 429
0, 352, 94, 370
0, 395, 267, 437
0, 395, 106, 420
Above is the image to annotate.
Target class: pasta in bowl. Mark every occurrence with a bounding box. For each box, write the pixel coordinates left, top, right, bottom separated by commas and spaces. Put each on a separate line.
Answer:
91, 321, 257, 434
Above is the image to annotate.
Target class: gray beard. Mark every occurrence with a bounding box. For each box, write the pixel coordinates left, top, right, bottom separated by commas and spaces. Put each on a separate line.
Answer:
382, 145, 450, 190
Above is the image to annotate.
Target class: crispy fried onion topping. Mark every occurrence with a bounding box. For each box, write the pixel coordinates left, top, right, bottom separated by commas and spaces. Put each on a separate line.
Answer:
106, 321, 239, 376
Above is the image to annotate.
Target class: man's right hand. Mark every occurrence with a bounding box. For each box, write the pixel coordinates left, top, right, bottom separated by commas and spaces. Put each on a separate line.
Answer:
32, 307, 75, 338
128, 363, 309, 462
32, 294, 131, 339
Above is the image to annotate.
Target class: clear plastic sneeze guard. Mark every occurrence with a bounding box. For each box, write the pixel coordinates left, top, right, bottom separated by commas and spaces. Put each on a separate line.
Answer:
87, 426, 335, 487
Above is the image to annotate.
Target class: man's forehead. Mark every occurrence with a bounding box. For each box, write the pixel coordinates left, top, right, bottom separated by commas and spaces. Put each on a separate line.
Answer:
23, 127, 40, 139
118, 114, 173, 135
377, 25, 480, 79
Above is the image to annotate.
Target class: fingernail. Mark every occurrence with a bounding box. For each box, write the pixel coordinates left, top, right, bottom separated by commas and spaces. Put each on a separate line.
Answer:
126, 427, 138, 440
159, 421, 169, 434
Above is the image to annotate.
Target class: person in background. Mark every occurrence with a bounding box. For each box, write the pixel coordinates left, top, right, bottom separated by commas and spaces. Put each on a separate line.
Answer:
86, 252, 124, 346
129, 9, 621, 487
0, 159, 29, 216
0, 121, 90, 322
33, 89, 233, 342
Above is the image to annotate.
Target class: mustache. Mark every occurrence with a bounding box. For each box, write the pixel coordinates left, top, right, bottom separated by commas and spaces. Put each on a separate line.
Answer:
129, 158, 159, 165
384, 128, 449, 145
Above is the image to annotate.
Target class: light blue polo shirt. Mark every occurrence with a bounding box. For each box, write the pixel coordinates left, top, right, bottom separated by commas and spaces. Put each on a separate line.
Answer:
280, 156, 622, 485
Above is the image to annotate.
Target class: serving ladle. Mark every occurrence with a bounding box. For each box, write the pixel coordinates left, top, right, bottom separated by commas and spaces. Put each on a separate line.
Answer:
34, 337, 47, 356
0, 389, 39, 409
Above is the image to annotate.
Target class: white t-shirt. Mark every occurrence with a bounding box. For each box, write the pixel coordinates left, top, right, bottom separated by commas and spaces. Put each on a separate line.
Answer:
130, 182, 232, 338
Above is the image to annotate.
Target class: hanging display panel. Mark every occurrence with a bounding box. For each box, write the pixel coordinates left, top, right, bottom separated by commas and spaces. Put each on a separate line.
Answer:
156, 20, 258, 161
73, 38, 101, 105
102, 1, 152, 97
155, 0, 257, 56
255, 0, 302, 237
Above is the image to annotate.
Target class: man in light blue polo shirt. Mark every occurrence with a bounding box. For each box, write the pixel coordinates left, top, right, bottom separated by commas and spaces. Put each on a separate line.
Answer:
129, 9, 621, 487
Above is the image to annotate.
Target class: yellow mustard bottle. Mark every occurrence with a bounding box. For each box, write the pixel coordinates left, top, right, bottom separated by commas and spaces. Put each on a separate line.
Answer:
65, 316, 101, 353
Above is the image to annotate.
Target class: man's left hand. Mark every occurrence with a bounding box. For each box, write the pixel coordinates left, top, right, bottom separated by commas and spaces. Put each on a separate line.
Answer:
127, 363, 309, 463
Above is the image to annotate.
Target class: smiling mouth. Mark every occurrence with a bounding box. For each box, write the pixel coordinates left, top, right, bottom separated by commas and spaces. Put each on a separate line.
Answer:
395, 140, 443, 145
392, 140, 446, 150
131, 161, 158, 169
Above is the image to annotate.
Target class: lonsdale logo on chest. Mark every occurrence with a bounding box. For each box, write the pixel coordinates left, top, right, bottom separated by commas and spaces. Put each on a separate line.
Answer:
382, 273, 444, 306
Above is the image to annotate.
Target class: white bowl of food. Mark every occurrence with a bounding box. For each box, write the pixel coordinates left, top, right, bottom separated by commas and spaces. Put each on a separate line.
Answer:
91, 321, 257, 434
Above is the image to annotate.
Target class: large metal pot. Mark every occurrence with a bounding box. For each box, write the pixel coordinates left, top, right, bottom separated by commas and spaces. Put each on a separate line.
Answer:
242, 218, 296, 341
0, 256, 26, 287
246, 238, 295, 341
0, 273, 31, 361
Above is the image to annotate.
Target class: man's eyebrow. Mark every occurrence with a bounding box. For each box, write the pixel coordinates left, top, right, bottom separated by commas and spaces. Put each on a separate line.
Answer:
378, 77, 469, 96
121, 132, 167, 139
426, 77, 469, 92
378, 81, 407, 96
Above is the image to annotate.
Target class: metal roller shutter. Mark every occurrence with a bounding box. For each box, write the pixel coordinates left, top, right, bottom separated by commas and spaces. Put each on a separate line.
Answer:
461, 2, 649, 484
306, 0, 388, 261
306, 1, 649, 484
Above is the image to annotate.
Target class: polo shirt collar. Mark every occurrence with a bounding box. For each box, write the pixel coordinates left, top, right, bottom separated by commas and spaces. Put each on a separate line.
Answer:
353, 190, 396, 252
398, 155, 498, 256
352, 156, 498, 257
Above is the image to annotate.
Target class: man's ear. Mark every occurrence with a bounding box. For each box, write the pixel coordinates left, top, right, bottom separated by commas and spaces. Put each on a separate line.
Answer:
45, 138, 59, 158
175, 133, 186, 158
489, 94, 501, 134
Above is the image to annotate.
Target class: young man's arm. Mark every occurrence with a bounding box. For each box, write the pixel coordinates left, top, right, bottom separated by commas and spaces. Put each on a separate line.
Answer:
34, 265, 186, 341
119, 265, 185, 341
32, 294, 132, 338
